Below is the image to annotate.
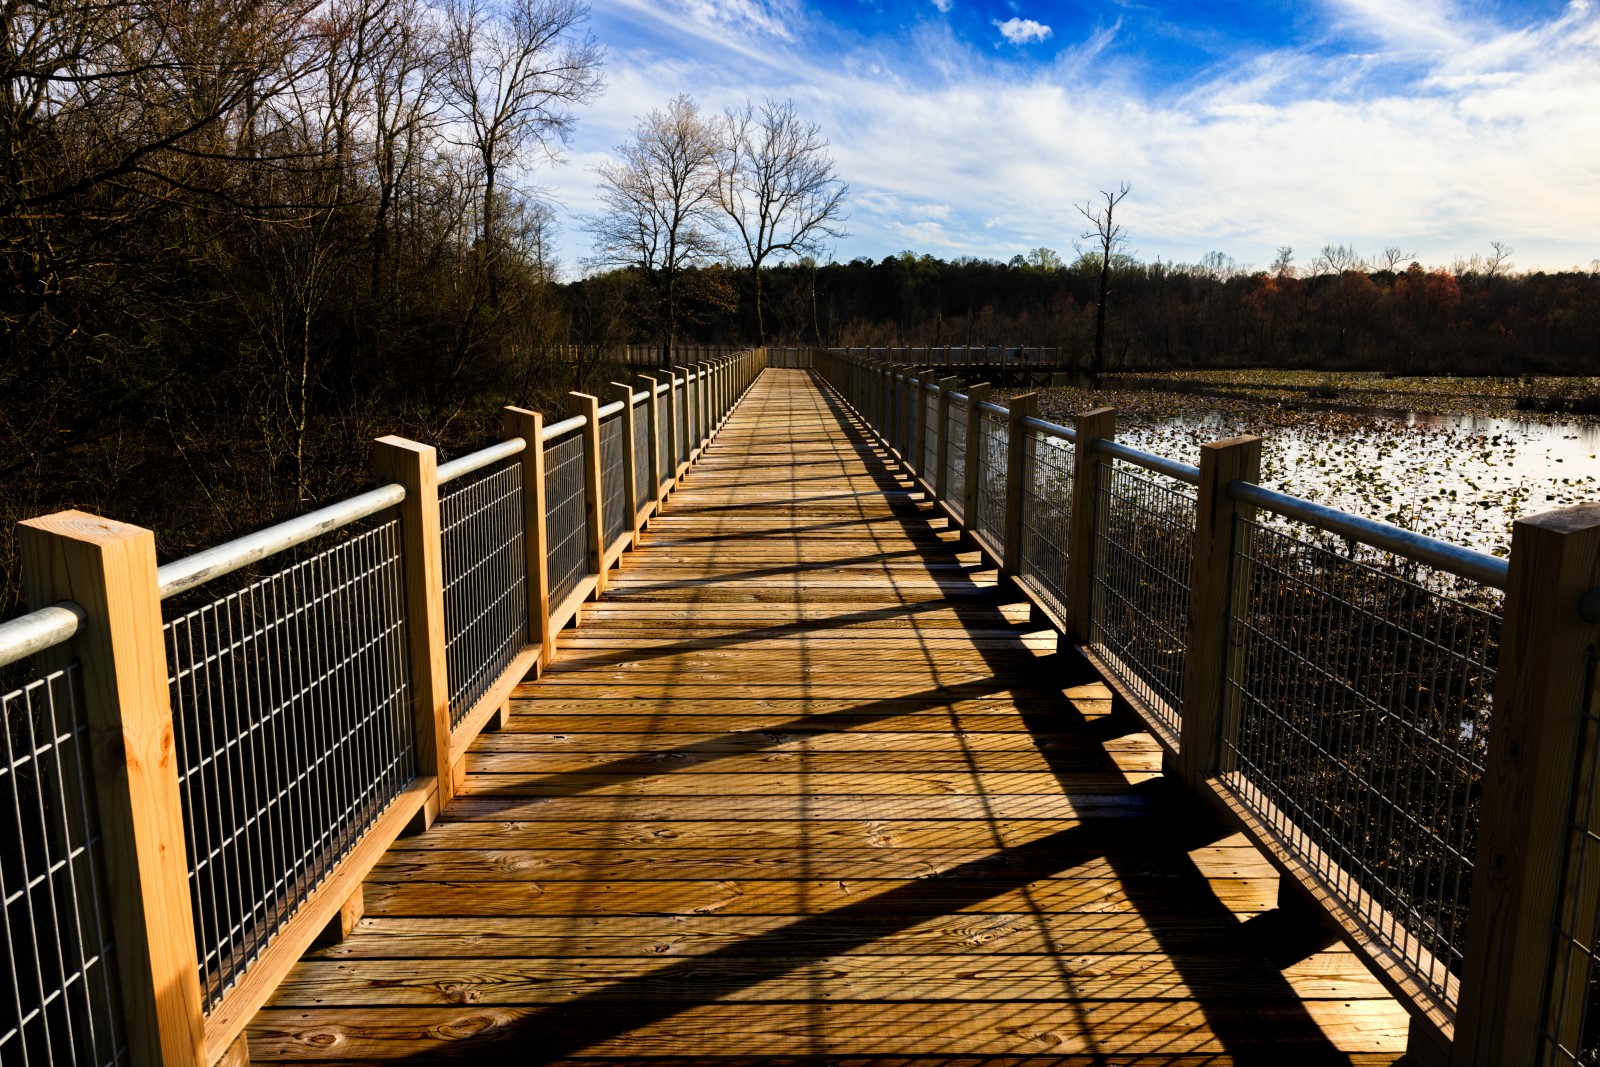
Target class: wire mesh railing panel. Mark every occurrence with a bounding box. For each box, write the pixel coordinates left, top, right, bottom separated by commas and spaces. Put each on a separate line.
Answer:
600, 414, 628, 553
1542, 652, 1600, 1066
656, 399, 672, 494
164, 519, 414, 1009
945, 405, 967, 522
1222, 516, 1500, 1011
1089, 463, 1195, 739
1, 666, 127, 1066
545, 430, 590, 611
678, 388, 691, 465
440, 460, 529, 729
972, 408, 1008, 558
1019, 429, 1075, 623
921, 391, 940, 483
633, 401, 651, 521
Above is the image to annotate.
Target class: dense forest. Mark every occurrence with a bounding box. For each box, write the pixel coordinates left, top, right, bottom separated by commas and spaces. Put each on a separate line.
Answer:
619, 250, 1600, 377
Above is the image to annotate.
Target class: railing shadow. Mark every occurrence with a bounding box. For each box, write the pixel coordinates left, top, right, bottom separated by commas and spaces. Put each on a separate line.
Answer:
350, 369, 1363, 1065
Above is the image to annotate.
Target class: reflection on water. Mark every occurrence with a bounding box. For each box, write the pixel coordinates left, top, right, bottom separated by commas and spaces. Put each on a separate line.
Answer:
1126, 407, 1600, 558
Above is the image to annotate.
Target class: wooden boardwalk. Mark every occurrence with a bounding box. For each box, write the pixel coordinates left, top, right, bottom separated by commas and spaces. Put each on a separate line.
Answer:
250, 370, 1409, 1064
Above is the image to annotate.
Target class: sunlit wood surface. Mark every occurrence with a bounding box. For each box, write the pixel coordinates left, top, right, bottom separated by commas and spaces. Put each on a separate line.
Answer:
249, 368, 1409, 1064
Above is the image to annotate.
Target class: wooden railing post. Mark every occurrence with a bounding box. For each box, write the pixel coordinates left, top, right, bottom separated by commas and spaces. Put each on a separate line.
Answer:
639, 374, 665, 503
1176, 435, 1262, 791
934, 376, 959, 501
1002, 393, 1039, 578
1453, 504, 1600, 1066
962, 383, 992, 532
609, 382, 640, 547
372, 436, 453, 814
1068, 408, 1117, 646
19, 512, 207, 1067
567, 392, 607, 598
501, 407, 551, 669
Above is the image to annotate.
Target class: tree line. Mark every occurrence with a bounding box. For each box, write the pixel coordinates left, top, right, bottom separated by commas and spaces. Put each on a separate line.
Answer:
597, 245, 1600, 377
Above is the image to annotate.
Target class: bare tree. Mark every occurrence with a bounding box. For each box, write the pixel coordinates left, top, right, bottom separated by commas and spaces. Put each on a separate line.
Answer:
715, 98, 848, 345
1271, 246, 1295, 277
1486, 241, 1514, 279
1375, 246, 1415, 273
1076, 181, 1130, 380
588, 94, 723, 365
441, 0, 602, 303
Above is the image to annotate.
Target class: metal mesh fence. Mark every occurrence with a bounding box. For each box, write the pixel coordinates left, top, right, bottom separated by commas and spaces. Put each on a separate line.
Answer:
944, 405, 967, 522
1221, 516, 1500, 1012
1, 665, 126, 1066
440, 460, 529, 728
677, 386, 691, 466
1088, 463, 1196, 740
600, 413, 628, 553
633, 400, 651, 521
1018, 429, 1075, 623
972, 408, 1008, 559
545, 429, 590, 611
656, 393, 672, 493
1542, 651, 1600, 1066
164, 519, 414, 1009
921, 389, 940, 483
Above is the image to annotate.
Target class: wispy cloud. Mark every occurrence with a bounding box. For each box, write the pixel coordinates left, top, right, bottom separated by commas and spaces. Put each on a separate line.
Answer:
931, 0, 953, 12
551, 0, 1600, 274
995, 17, 1053, 45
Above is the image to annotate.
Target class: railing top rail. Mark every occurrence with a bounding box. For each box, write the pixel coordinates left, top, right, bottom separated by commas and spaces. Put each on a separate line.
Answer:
542, 413, 587, 442
437, 437, 525, 486
1020, 415, 1075, 442
975, 399, 1009, 418
1230, 480, 1510, 589
157, 483, 407, 600
598, 399, 626, 419
949, 391, 969, 404
632, 390, 648, 404
1094, 439, 1202, 486
0, 601, 86, 670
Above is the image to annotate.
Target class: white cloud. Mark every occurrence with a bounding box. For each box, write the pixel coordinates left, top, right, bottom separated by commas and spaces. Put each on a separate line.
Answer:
994, 17, 1052, 45
931, 0, 953, 12
546, 0, 1600, 275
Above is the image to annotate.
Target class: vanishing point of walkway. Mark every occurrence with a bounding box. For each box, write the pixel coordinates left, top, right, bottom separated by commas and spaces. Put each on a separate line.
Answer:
249, 369, 1409, 1063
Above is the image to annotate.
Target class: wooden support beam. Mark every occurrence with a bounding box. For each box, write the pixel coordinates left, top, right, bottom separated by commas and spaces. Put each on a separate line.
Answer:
20, 511, 207, 1067
962, 383, 992, 536
371, 437, 453, 812
567, 392, 607, 598
1176, 435, 1261, 789
1002, 392, 1039, 578
1453, 503, 1600, 1066
501, 407, 551, 669
915, 370, 938, 482
1068, 408, 1117, 646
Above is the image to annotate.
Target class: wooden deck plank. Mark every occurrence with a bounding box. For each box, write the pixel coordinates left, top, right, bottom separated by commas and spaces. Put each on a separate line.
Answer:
253, 368, 1406, 1064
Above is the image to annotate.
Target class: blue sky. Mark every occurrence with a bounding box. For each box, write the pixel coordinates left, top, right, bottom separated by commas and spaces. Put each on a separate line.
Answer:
533, 0, 1600, 275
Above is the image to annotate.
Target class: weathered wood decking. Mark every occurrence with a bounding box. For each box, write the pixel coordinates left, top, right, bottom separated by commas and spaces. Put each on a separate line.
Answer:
249, 369, 1409, 1064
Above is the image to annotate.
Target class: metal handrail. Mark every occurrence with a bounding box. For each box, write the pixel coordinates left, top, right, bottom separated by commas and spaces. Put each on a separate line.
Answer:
1020, 415, 1075, 442
542, 414, 586, 442
1229, 481, 1510, 588
598, 399, 625, 419
633, 390, 648, 404
0, 602, 86, 670
975, 399, 1008, 418
1094, 439, 1202, 486
157, 483, 407, 599
437, 437, 525, 486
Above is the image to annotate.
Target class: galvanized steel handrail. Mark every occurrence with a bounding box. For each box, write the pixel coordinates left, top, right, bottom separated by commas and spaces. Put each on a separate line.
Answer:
1094, 439, 1202, 486
1020, 415, 1075, 442
542, 413, 587, 441
598, 399, 625, 419
156, 483, 407, 600
1230, 480, 1510, 589
437, 437, 525, 486
975, 399, 1008, 418
0, 601, 86, 669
